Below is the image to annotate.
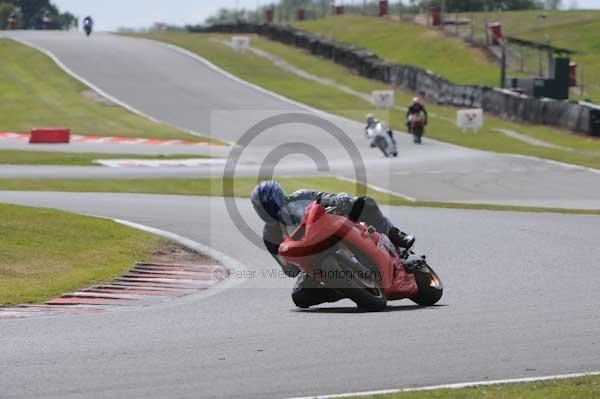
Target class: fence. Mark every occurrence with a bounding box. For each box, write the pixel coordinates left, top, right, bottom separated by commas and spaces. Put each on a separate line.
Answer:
192, 22, 600, 137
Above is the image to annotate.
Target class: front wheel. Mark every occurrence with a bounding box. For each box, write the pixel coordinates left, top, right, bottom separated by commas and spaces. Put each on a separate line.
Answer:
319, 252, 387, 311
411, 264, 443, 306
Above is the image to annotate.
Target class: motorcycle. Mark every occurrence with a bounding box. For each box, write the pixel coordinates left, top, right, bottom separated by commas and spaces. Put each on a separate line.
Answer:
278, 201, 443, 311
366, 122, 398, 157
408, 111, 426, 144
84, 20, 93, 37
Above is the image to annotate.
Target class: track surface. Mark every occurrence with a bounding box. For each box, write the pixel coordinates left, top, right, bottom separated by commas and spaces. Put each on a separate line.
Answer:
1, 191, 600, 399
1, 31, 600, 398
3, 31, 600, 209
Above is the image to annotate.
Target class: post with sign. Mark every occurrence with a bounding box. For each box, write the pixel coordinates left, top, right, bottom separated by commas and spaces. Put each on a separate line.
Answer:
371, 90, 395, 109
456, 109, 483, 133
231, 36, 250, 52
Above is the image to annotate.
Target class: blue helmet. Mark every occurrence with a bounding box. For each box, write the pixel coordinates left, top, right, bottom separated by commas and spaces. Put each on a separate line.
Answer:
251, 181, 287, 224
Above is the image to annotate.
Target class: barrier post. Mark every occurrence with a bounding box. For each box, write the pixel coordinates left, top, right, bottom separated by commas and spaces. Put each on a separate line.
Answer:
265, 8, 274, 24
379, 1, 388, 17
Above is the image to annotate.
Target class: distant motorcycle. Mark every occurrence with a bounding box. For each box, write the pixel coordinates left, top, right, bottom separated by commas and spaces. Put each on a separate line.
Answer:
83, 17, 93, 37
408, 111, 426, 144
366, 121, 398, 157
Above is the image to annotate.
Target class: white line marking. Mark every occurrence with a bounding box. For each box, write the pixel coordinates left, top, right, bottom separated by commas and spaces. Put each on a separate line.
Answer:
93, 159, 227, 168
284, 371, 600, 399
8, 36, 220, 143
335, 176, 416, 202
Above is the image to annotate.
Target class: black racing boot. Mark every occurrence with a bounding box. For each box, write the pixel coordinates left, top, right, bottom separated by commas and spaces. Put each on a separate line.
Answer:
388, 227, 415, 250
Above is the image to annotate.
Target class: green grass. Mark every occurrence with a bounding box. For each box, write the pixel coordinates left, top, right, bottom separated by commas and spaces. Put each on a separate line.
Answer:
357, 374, 600, 399
1, 177, 599, 216
131, 32, 600, 170
0, 150, 210, 166
294, 15, 500, 87
464, 10, 600, 102
0, 38, 217, 143
0, 203, 163, 305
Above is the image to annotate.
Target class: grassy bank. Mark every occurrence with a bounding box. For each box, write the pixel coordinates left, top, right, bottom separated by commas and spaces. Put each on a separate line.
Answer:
1, 177, 599, 216
132, 32, 600, 170
357, 374, 600, 399
294, 15, 500, 87
0, 38, 216, 143
0, 150, 209, 166
0, 203, 163, 305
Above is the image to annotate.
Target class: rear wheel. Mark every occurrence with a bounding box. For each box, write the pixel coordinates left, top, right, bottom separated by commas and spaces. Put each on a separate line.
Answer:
411, 264, 443, 306
374, 136, 389, 157
413, 125, 423, 144
319, 250, 387, 312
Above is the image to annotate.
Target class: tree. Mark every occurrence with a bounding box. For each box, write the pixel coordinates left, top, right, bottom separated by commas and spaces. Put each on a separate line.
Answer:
0, 2, 17, 29
545, 0, 562, 9
0, 0, 77, 29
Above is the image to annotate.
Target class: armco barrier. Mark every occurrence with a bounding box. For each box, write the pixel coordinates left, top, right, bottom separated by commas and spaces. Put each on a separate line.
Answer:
191, 22, 600, 137
29, 128, 71, 144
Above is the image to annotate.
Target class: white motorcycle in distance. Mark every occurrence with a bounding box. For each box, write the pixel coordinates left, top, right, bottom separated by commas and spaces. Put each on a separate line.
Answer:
366, 119, 398, 158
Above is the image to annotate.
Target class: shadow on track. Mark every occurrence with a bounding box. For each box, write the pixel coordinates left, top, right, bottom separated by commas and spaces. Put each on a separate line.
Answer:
293, 304, 447, 314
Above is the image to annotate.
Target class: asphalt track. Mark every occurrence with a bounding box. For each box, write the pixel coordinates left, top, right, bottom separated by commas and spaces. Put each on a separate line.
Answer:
1, 191, 600, 399
1, 31, 600, 398
2, 31, 600, 209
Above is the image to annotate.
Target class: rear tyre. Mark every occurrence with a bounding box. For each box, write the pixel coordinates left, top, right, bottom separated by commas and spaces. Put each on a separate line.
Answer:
411, 265, 443, 306
319, 253, 387, 312
374, 136, 389, 157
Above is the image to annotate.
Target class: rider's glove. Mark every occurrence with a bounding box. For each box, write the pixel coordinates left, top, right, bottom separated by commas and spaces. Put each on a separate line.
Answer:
334, 194, 355, 216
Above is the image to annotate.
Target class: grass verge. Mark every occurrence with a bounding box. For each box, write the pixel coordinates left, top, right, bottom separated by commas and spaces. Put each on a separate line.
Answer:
356, 374, 600, 399
131, 32, 600, 170
0, 203, 163, 305
294, 15, 500, 87
1, 177, 598, 216
0, 150, 210, 166
0, 38, 218, 143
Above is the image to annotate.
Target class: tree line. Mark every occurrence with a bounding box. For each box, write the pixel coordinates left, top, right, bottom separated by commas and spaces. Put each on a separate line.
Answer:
0, 0, 77, 30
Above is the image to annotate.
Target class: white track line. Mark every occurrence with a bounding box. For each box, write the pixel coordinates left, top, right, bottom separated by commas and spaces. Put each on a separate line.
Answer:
336, 176, 416, 202
8, 35, 218, 143
285, 371, 600, 399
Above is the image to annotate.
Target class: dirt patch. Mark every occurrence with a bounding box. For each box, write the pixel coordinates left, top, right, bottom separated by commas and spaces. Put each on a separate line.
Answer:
81, 89, 114, 106
149, 241, 216, 266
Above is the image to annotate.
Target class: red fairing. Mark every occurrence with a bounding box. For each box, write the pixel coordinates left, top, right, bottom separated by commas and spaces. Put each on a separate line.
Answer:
279, 203, 418, 299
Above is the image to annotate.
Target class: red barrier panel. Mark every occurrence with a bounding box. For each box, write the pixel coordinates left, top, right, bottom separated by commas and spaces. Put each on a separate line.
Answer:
379, 0, 388, 17
297, 8, 305, 21
569, 62, 577, 87
430, 6, 442, 26
335, 6, 344, 15
265, 9, 274, 24
29, 128, 71, 144
489, 22, 503, 45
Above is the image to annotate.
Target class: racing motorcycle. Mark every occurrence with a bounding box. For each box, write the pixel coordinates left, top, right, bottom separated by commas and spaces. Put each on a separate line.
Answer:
278, 201, 443, 311
366, 121, 398, 158
408, 111, 426, 144
83, 18, 93, 36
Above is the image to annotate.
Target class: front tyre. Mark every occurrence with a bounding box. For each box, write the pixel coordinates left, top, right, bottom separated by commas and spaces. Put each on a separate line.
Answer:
411, 264, 443, 306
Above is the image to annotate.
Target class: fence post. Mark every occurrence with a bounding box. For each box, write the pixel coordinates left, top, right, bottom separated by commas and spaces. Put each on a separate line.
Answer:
483, 18, 490, 46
